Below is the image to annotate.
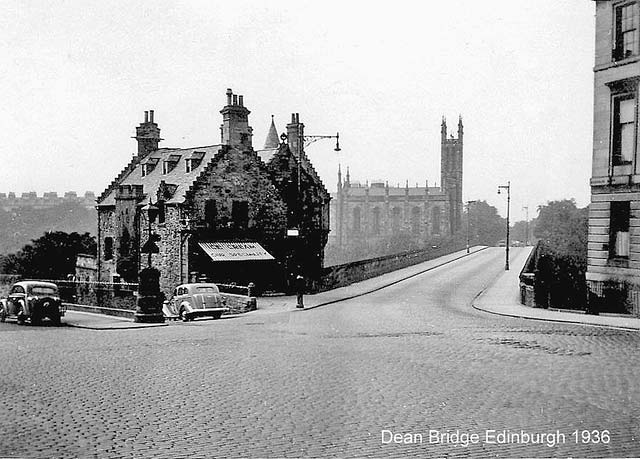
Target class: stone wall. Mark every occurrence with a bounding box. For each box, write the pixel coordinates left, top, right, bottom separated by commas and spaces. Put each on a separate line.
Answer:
319, 242, 466, 291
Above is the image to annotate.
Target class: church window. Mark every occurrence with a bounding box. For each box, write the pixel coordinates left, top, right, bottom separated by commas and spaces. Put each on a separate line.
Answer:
614, 2, 639, 61
432, 207, 441, 235
392, 207, 401, 232
372, 208, 381, 235
352, 207, 361, 233
411, 207, 421, 235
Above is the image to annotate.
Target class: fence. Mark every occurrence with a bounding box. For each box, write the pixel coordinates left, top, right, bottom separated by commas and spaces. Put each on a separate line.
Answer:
587, 280, 640, 316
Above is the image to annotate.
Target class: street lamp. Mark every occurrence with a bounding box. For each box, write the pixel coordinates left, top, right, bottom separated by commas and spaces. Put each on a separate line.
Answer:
522, 205, 529, 246
466, 200, 476, 254
497, 181, 511, 271
140, 199, 159, 268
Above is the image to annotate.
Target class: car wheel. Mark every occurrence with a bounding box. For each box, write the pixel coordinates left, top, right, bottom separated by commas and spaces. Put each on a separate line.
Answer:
16, 301, 26, 325
212, 312, 222, 320
0, 306, 6, 323
180, 308, 190, 322
31, 311, 41, 326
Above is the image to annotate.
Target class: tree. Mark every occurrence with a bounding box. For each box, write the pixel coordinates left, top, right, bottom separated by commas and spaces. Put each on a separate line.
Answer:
532, 200, 588, 309
534, 199, 587, 266
466, 200, 505, 246
0, 231, 96, 280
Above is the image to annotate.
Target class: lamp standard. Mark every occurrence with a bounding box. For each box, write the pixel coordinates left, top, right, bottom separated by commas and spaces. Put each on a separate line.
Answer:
466, 200, 477, 254
522, 205, 529, 246
140, 199, 159, 268
497, 181, 511, 270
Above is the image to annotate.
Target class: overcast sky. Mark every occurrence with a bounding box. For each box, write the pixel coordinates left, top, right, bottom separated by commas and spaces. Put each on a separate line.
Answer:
1, 1, 595, 222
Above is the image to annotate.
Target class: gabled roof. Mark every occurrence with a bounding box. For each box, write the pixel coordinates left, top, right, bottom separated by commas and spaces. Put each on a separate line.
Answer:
97, 145, 222, 206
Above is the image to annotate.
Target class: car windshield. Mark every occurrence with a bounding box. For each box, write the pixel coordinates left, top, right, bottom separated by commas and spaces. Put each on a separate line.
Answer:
29, 286, 57, 295
195, 286, 219, 293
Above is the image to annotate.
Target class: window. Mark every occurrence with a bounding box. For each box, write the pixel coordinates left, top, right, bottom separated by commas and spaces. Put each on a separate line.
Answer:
205, 200, 217, 230
609, 201, 630, 258
352, 207, 361, 233
432, 207, 441, 235
615, 2, 639, 61
392, 207, 401, 233
232, 200, 249, 230
104, 237, 114, 260
372, 208, 381, 235
186, 160, 193, 173
613, 94, 636, 165
411, 207, 421, 235
157, 201, 165, 224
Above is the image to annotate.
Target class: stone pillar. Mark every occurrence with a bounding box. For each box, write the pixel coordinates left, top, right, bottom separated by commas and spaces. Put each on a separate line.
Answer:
134, 267, 165, 323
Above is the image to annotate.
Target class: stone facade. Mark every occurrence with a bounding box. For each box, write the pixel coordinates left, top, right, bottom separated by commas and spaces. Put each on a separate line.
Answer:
331, 117, 463, 252
96, 89, 330, 295
0, 191, 95, 211
587, 0, 640, 315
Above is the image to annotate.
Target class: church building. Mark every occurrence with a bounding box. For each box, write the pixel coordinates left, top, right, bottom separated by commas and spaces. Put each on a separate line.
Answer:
331, 117, 463, 251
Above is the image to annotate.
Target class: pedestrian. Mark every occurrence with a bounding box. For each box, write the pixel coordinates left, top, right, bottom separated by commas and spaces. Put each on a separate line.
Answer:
295, 272, 305, 309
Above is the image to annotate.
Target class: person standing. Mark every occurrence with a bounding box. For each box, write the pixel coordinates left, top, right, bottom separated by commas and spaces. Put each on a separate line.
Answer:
295, 272, 305, 309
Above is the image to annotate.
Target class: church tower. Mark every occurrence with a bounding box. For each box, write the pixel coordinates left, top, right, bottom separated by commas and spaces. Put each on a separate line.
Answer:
440, 116, 464, 235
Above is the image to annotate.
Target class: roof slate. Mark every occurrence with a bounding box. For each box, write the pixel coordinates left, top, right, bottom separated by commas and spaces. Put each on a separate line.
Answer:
98, 145, 222, 206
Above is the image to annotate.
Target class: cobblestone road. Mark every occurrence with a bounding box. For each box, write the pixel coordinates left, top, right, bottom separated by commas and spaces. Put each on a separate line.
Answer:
1, 248, 638, 458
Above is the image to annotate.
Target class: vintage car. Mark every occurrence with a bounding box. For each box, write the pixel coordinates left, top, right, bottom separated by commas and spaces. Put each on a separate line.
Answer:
163, 283, 228, 322
0, 281, 65, 325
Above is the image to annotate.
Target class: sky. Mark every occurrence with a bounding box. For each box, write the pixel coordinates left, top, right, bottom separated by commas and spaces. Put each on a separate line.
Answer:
1, 0, 595, 222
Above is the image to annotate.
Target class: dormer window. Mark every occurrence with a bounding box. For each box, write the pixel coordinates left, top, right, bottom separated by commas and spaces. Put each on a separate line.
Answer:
162, 154, 181, 174
186, 151, 205, 173
141, 157, 159, 177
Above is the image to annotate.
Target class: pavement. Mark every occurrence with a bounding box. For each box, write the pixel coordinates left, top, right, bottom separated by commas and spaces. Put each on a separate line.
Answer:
63, 245, 640, 330
473, 246, 640, 331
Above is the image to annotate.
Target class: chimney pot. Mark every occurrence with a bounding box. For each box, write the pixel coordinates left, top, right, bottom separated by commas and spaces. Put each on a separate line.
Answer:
233, 95, 238, 105
149, 110, 154, 123
238, 95, 243, 106
291, 113, 296, 123
226, 88, 233, 105
296, 113, 300, 123
144, 111, 149, 123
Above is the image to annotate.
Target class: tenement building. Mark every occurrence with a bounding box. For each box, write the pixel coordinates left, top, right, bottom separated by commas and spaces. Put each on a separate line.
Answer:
96, 89, 330, 294
331, 117, 463, 250
588, 0, 640, 313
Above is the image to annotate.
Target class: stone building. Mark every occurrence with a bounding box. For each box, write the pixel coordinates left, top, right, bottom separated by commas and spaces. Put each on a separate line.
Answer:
0, 191, 96, 211
331, 117, 464, 251
96, 89, 330, 295
587, 0, 640, 313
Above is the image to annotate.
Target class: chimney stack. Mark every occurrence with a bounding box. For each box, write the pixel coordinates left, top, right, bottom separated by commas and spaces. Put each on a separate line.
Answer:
220, 88, 252, 149
134, 109, 161, 158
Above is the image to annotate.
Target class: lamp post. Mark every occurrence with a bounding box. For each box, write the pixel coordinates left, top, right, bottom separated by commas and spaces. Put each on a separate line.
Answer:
466, 200, 476, 253
522, 205, 529, 246
498, 181, 511, 270
284, 129, 340, 288
135, 198, 163, 323
140, 199, 159, 268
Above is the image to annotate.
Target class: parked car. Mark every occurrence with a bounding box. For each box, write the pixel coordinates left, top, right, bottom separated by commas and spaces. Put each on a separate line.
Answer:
0, 281, 65, 325
163, 283, 228, 322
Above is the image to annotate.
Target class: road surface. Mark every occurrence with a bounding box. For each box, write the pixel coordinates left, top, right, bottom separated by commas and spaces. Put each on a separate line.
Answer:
0, 247, 638, 458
